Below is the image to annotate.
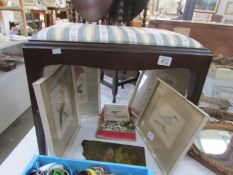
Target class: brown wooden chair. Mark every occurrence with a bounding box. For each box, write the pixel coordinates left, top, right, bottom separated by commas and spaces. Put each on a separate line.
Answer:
30, 9, 53, 31
69, 0, 148, 103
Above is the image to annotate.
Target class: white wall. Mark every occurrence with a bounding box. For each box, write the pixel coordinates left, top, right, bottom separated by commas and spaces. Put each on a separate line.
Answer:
0, 11, 14, 35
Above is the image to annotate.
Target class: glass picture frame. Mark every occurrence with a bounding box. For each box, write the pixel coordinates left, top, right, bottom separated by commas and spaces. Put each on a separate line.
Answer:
194, 0, 219, 13
74, 66, 100, 118
136, 79, 209, 175
33, 65, 80, 156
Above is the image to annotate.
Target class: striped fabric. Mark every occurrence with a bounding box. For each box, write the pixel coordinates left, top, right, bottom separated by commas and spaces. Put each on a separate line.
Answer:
34, 23, 203, 48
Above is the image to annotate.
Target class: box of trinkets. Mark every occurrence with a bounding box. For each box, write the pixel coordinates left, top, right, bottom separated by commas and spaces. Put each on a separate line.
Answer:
22, 155, 153, 175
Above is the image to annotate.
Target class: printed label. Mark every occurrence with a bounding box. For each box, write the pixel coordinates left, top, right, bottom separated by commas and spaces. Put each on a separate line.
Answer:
147, 131, 155, 141
52, 48, 62, 55
157, 56, 172, 66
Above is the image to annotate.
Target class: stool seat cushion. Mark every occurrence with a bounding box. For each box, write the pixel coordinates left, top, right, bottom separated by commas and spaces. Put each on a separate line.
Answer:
34, 23, 203, 48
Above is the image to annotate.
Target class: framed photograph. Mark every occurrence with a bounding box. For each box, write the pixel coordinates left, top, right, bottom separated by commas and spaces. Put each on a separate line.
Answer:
33, 66, 80, 156
195, 0, 219, 13
225, 2, 233, 15
137, 79, 208, 175
24, 0, 36, 6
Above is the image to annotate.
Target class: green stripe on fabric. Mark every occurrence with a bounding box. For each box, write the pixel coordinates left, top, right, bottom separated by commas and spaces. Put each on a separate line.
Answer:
149, 31, 160, 45
119, 27, 130, 44
160, 33, 170, 46
78, 24, 86, 42
46, 27, 55, 40
143, 28, 158, 45
131, 28, 144, 45
174, 34, 183, 47
95, 25, 100, 42
106, 26, 114, 43
188, 39, 196, 48
60, 27, 65, 41
148, 32, 157, 45
63, 26, 71, 41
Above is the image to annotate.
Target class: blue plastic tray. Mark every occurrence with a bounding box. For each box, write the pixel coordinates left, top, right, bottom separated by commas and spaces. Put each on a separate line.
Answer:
22, 155, 154, 175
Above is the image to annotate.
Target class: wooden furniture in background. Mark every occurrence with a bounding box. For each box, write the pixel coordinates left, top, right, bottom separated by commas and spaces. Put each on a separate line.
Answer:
69, 0, 149, 103
30, 9, 53, 31
0, 0, 27, 35
149, 19, 233, 57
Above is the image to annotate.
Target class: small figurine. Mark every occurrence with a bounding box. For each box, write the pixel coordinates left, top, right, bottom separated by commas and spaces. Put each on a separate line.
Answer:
177, 0, 183, 20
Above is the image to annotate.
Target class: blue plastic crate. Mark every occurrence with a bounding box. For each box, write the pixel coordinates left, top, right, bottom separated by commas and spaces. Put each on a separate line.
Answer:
23, 155, 154, 175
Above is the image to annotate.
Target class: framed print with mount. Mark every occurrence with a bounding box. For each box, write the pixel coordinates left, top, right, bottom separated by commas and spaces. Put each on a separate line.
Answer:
33, 65, 80, 156
74, 66, 100, 118
194, 0, 219, 13
136, 78, 209, 175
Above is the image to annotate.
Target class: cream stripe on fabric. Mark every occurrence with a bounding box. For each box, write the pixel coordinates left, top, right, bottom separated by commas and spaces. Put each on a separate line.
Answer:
132, 27, 150, 45
121, 26, 137, 44
69, 23, 83, 41
144, 28, 165, 46
99, 25, 108, 43
37, 27, 49, 40
112, 26, 123, 43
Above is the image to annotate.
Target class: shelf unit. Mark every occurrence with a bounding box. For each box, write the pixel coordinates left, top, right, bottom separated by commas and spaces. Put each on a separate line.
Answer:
0, 0, 27, 36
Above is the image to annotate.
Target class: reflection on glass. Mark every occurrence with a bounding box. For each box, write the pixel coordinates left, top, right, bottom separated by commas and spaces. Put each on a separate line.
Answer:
195, 129, 233, 155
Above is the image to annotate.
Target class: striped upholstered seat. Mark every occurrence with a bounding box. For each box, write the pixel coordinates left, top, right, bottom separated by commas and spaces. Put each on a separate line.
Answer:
34, 23, 203, 48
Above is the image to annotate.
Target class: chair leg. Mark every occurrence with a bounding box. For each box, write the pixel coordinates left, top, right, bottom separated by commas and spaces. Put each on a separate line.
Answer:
121, 71, 126, 89
112, 71, 118, 103
100, 69, 104, 80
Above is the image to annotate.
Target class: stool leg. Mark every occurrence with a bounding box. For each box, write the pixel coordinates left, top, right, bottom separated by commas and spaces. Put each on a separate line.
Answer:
100, 69, 104, 81
112, 71, 118, 103
121, 71, 126, 89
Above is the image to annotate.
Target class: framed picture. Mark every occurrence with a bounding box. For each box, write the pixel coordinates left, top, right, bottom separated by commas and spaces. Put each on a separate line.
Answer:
223, 19, 233, 24
129, 69, 191, 119
225, 2, 233, 15
157, 0, 178, 15
137, 79, 208, 175
24, 0, 36, 6
74, 66, 100, 117
33, 66, 80, 156
195, 0, 219, 13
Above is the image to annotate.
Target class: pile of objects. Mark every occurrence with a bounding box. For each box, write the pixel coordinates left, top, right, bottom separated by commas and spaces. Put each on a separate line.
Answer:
29, 162, 118, 175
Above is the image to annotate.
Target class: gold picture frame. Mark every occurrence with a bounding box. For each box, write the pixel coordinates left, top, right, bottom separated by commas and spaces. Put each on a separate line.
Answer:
189, 107, 233, 175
